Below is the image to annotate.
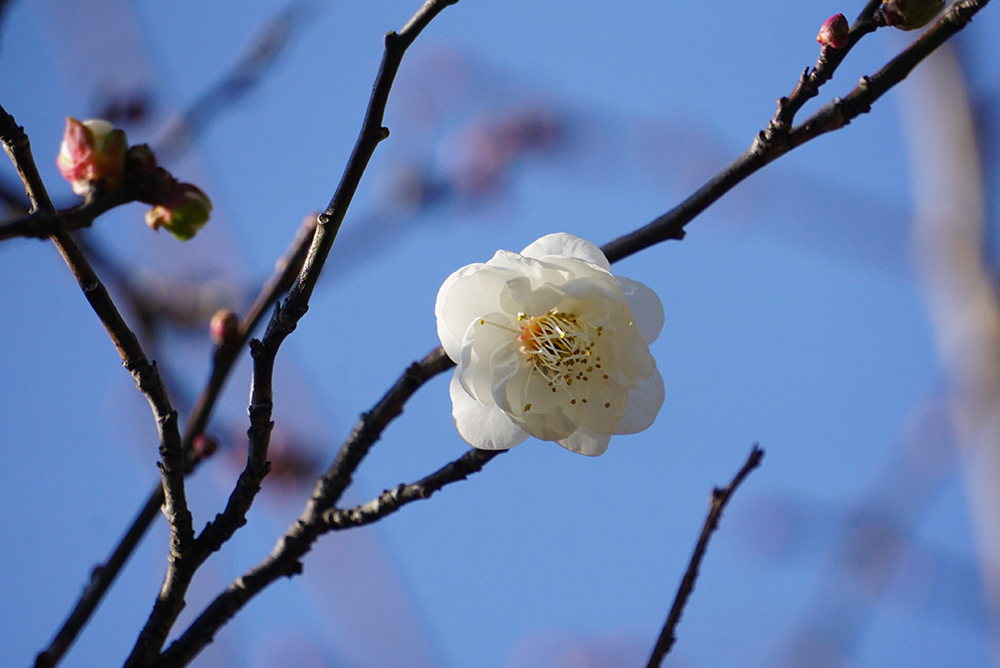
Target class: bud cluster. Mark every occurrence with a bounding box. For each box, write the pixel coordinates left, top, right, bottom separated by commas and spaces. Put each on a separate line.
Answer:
56, 116, 213, 241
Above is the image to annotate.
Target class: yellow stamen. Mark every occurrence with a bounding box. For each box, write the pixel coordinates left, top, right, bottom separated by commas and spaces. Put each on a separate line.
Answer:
517, 309, 599, 391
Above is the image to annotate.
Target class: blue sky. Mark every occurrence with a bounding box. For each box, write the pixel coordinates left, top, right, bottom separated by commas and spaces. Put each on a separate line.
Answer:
2, 1, 999, 667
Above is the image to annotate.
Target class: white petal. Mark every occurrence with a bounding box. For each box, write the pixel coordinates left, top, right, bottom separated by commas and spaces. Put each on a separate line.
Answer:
614, 366, 665, 434
450, 373, 528, 449
457, 312, 519, 405
558, 273, 625, 306
617, 277, 664, 344
520, 233, 612, 272
517, 404, 577, 441
435, 263, 508, 362
558, 426, 612, 456
500, 278, 566, 316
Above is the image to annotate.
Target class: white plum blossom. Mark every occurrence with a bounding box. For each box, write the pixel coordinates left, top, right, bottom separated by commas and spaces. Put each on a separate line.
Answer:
435, 233, 665, 456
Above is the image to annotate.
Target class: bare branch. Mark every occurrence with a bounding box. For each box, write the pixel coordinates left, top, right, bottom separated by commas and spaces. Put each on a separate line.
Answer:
763, 0, 883, 142
646, 444, 765, 668
601, 0, 990, 263
0, 106, 195, 668
284, 0, 460, 311
35, 215, 316, 668
122, 2, 459, 663
322, 447, 504, 530
156, 346, 457, 667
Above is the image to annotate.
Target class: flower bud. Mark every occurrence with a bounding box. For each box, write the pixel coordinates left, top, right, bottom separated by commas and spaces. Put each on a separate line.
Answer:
879, 0, 944, 30
817, 14, 850, 49
209, 309, 239, 348
192, 434, 219, 460
145, 183, 212, 240
56, 117, 127, 195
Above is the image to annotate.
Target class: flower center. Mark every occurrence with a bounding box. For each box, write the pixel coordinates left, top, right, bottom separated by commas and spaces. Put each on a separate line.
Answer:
517, 310, 603, 390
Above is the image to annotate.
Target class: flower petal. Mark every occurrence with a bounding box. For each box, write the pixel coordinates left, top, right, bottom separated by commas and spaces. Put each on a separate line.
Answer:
450, 373, 528, 449
436, 263, 507, 361
457, 312, 519, 405
558, 426, 612, 456
520, 233, 612, 272
617, 276, 664, 344
518, 404, 577, 441
614, 366, 665, 434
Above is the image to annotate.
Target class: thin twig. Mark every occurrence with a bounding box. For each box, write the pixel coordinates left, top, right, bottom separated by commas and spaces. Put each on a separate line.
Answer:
763, 0, 883, 143
322, 447, 503, 529
601, 0, 990, 263
284, 0, 459, 312
646, 444, 765, 668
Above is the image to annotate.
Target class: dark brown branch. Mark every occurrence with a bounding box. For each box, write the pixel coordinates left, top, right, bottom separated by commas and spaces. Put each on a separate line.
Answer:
126, 3, 457, 663
322, 447, 503, 529
300, 347, 457, 524
284, 0, 459, 312
0, 106, 194, 667
124, 314, 292, 668
787, 0, 987, 146
155, 346, 457, 667
35, 216, 316, 668
601, 0, 990, 263
192, 325, 282, 555
763, 0, 883, 143
646, 444, 765, 668
0, 185, 137, 240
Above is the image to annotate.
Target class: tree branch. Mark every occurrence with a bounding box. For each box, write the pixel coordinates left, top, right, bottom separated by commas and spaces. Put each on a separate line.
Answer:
34, 215, 315, 668
646, 444, 765, 668
601, 0, 990, 263
0, 106, 195, 667
155, 347, 458, 667
122, 1, 458, 664
322, 447, 504, 529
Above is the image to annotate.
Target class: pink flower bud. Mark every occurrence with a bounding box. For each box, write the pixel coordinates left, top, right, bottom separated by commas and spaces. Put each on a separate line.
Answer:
56, 117, 128, 195
192, 434, 219, 460
209, 309, 240, 348
879, 0, 944, 30
145, 183, 212, 241
817, 14, 850, 49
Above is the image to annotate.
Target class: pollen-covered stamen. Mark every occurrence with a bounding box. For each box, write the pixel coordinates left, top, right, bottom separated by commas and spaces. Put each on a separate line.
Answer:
517, 310, 600, 393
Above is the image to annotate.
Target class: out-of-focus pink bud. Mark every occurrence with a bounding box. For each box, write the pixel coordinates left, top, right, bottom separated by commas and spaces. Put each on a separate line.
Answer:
192, 434, 219, 460
145, 183, 212, 241
209, 309, 240, 348
56, 117, 127, 195
879, 0, 944, 30
817, 14, 850, 49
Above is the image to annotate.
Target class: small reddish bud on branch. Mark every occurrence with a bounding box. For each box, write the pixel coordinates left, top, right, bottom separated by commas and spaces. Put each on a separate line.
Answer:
192, 434, 219, 460
817, 14, 850, 49
209, 309, 240, 348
